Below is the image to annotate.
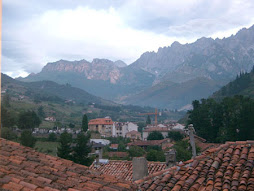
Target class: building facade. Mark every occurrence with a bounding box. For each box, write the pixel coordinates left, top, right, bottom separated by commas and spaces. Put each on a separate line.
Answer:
113, 122, 138, 137
88, 118, 114, 137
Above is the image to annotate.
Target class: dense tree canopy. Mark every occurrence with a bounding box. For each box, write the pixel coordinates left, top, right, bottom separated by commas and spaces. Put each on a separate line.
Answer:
72, 133, 92, 165
1, 127, 17, 141
146, 115, 151, 125
188, 95, 254, 143
167, 131, 184, 142
20, 130, 37, 148
147, 149, 165, 162
82, 114, 88, 132
128, 146, 145, 157
18, 111, 41, 130
57, 131, 73, 160
1, 107, 17, 128
147, 131, 164, 140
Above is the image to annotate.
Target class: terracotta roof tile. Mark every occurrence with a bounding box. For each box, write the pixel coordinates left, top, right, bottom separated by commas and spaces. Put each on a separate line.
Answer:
0, 138, 136, 190
88, 118, 113, 125
136, 140, 254, 191
90, 160, 167, 181
127, 139, 170, 147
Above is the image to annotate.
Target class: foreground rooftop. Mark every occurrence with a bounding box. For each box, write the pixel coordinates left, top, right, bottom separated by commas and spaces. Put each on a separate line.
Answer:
90, 160, 167, 182
0, 138, 136, 191
136, 140, 254, 191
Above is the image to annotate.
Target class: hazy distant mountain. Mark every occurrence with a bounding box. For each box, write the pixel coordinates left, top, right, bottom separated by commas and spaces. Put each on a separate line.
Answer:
114, 60, 127, 68
132, 25, 254, 83
20, 59, 155, 100
124, 77, 221, 109
19, 25, 254, 109
2, 73, 112, 105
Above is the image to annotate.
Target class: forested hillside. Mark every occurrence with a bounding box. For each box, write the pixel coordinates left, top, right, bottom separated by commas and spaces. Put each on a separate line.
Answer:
188, 96, 254, 143
213, 66, 254, 98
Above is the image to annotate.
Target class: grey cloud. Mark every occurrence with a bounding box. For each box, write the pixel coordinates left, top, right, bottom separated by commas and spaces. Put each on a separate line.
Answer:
2, 0, 254, 77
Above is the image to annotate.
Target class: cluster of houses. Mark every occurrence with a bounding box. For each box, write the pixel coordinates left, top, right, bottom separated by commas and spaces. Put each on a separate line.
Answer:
33, 127, 81, 135
88, 116, 185, 141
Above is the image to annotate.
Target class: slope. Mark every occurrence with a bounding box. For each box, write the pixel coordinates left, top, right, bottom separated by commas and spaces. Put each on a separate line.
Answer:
124, 77, 222, 109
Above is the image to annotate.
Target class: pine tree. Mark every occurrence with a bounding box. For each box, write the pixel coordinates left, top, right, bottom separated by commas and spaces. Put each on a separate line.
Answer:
82, 114, 88, 132
72, 133, 92, 165
57, 131, 72, 160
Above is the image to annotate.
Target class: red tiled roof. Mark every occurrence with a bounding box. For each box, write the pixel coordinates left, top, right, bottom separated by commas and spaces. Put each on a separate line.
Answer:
89, 118, 113, 125
162, 143, 174, 151
110, 144, 119, 149
127, 139, 169, 147
90, 160, 167, 181
0, 138, 136, 190
184, 135, 222, 152
126, 131, 141, 135
143, 127, 170, 132
107, 152, 129, 158
135, 140, 254, 191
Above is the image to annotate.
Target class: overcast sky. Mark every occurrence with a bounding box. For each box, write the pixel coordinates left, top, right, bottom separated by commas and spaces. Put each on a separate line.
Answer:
2, 0, 254, 77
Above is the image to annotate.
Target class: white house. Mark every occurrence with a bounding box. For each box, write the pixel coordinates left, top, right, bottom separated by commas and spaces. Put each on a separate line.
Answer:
142, 127, 170, 140
172, 123, 185, 130
112, 122, 138, 137
90, 139, 110, 146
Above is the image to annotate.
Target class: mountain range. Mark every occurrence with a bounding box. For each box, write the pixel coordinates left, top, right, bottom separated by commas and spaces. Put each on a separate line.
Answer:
19, 25, 254, 109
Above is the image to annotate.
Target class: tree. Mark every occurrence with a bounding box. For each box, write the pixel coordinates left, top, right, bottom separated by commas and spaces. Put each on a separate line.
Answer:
128, 146, 145, 157
147, 131, 164, 140
18, 111, 41, 130
167, 131, 184, 142
1, 127, 17, 140
146, 115, 151, 125
146, 150, 157, 161
147, 150, 165, 162
1, 107, 17, 128
3, 93, 11, 107
69, 123, 75, 129
137, 122, 146, 133
173, 140, 192, 161
37, 106, 45, 118
118, 142, 126, 151
82, 114, 88, 132
72, 133, 92, 165
57, 131, 73, 160
48, 133, 57, 142
20, 130, 37, 148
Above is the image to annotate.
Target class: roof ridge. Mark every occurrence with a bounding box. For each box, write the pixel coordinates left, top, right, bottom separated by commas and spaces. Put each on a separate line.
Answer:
134, 140, 254, 185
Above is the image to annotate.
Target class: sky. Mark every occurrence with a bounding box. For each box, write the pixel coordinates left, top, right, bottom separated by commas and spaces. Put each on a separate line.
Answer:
2, 0, 254, 78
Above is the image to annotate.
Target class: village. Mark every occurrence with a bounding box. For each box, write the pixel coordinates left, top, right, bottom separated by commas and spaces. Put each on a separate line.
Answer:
30, 115, 223, 180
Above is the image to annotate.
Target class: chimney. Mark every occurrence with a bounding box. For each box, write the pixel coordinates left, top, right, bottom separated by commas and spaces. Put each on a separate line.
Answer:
132, 157, 148, 181
95, 154, 100, 166
188, 124, 196, 158
165, 149, 176, 168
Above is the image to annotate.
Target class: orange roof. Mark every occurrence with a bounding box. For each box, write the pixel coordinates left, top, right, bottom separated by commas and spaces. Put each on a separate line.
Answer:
107, 152, 129, 158
110, 144, 119, 149
127, 139, 169, 147
143, 127, 170, 132
0, 138, 136, 190
88, 118, 113, 125
136, 140, 254, 190
90, 160, 167, 181
126, 130, 141, 135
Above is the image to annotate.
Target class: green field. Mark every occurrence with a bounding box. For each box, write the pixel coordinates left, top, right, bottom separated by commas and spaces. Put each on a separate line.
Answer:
35, 141, 59, 156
